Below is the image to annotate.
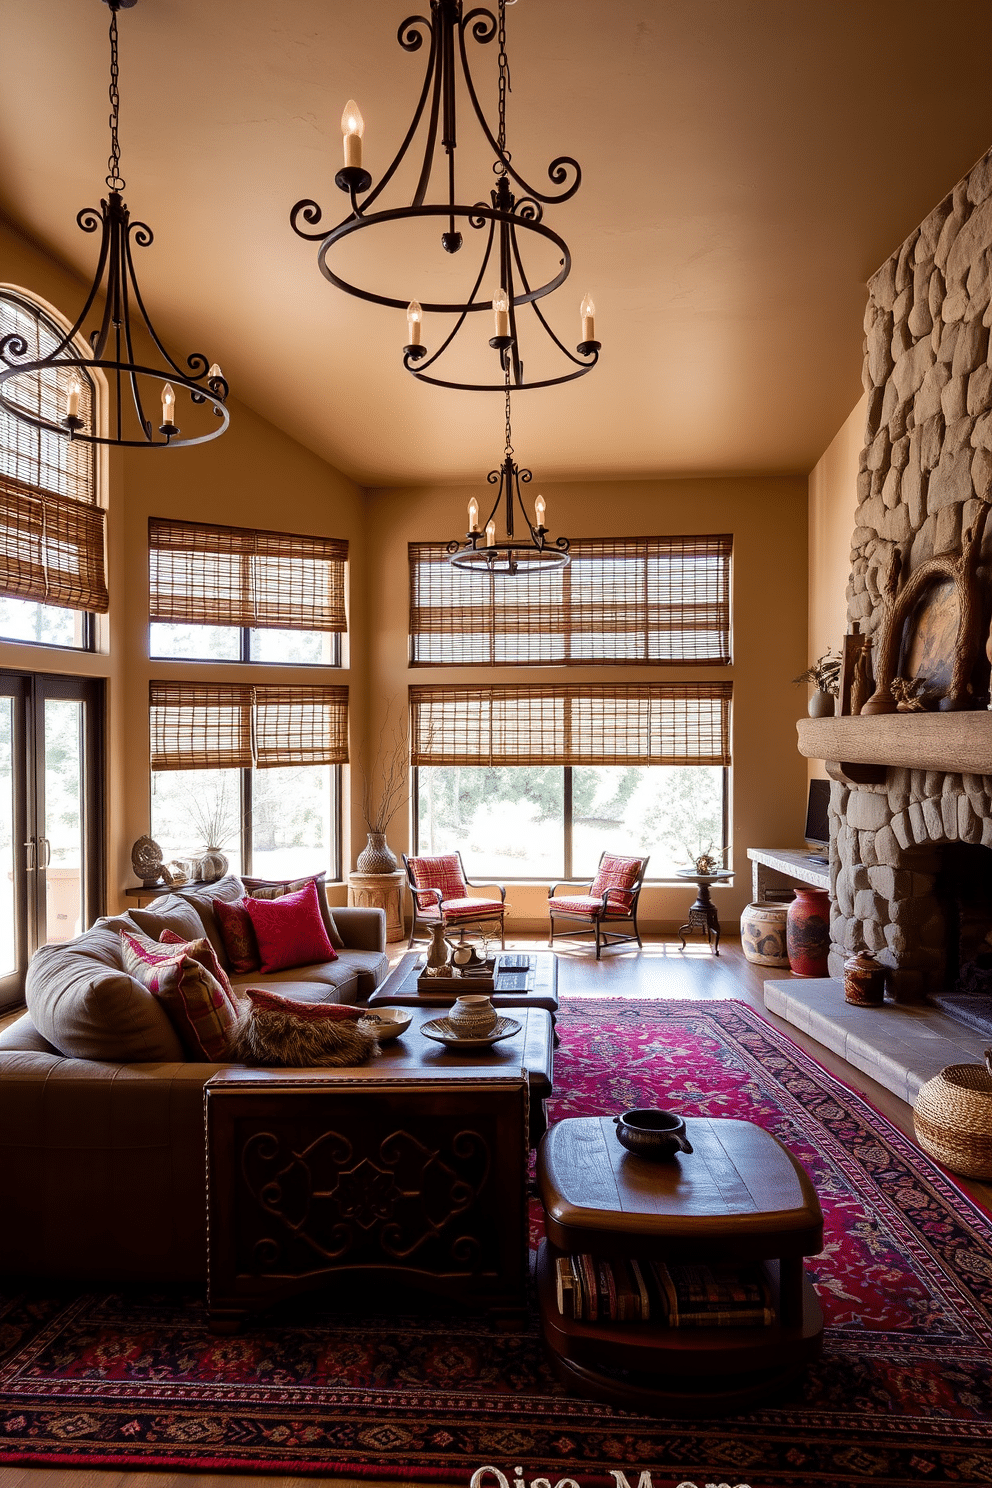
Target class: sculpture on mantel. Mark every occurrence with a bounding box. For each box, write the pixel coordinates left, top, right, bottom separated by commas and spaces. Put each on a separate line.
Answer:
861, 497, 992, 715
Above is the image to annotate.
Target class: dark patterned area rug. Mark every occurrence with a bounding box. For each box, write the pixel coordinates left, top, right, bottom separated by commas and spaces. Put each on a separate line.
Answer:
2, 997, 991, 1487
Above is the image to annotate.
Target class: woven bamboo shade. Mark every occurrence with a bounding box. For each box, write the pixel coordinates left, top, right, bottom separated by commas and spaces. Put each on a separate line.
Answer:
0, 474, 108, 613
151, 682, 349, 771
409, 535, 732, 666
0, 291, 96, 505
149, 518, 348, 632
410, 683, 732, 767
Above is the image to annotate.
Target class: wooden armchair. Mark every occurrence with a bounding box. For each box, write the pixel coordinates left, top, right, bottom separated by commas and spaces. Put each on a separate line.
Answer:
402, 851, 506, 949
548, 851, 649, 959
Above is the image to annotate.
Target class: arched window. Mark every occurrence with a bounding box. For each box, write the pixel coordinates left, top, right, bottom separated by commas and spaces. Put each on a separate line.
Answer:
0, 288, 106, 648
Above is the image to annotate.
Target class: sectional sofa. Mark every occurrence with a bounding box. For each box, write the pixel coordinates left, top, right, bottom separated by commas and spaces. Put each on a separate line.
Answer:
0, 874, 388, 1284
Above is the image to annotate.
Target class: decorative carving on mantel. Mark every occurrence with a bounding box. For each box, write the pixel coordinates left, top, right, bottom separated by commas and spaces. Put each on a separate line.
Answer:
861, 499, 992, 716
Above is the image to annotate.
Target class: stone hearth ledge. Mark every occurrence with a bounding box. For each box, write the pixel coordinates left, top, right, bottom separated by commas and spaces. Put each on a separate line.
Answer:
764, 978, 990, 1105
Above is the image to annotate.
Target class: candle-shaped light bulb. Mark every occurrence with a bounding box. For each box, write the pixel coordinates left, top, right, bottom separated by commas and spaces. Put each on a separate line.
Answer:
161, 383, 176, 427
492, 286, 509, 339
535, 494, 546, 528
468, 497, 480, 532
207, 362, 222, 381
65, 374, 82, 420
406, 300, 423, 347
580, 292, 596, 343
342, 100, 364, 168
485, 520, 497, 547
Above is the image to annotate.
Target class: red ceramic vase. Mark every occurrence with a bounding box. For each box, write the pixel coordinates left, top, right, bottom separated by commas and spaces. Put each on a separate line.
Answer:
786, 887, 831, 977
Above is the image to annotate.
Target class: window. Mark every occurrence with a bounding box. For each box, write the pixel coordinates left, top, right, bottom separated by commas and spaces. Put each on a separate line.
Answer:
409, 535, 732, 667
148, 517, 347, 664
411, 682, 731, 880
0, 290, 104, 649
149, 682, 348, 879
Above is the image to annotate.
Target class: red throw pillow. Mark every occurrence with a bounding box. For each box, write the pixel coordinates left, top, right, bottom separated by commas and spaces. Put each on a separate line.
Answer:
214, 895, 260, 974
243, 880, 337, 974
120, 930, 236, 1061
158, 927, 238, 1009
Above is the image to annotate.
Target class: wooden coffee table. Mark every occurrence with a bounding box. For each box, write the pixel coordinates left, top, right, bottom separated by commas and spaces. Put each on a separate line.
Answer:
536, 1115, 824, 1414
370, 950, 559, 1019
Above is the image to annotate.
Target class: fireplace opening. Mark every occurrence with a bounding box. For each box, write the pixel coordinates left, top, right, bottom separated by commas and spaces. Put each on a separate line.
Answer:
930, 842, 992, 1037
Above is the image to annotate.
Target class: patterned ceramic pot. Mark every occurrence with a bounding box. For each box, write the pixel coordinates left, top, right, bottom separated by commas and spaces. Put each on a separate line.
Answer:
356, 832, 399, 875
786, 887, 831, 977
740, 900, 790, 967
448, 995, 497, 1037
844, 951, 885, 1006
197, 848, 228, 884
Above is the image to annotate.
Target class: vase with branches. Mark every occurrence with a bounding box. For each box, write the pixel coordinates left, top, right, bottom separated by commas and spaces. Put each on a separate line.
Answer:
356, 707, 409, 874
793, 650, 841, 717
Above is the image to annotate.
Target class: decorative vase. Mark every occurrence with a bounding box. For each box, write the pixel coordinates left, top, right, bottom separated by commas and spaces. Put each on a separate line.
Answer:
197, 848, 228, 884
424, 921, 450, 975
786, 887, 831, 977
808, 689, 835, 718
740, 900, 790, 967
448, 995, 497, 1038
843, 950, 885, 1006
356, 831, 399, 875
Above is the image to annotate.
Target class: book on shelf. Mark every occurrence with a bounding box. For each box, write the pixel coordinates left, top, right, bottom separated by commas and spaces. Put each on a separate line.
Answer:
554, 1253, 776, 1328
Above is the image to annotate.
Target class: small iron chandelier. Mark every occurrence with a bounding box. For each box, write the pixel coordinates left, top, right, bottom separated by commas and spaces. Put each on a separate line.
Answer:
290, 0, 600, 394
0, 0, 229, 449
448, 377, 570, 572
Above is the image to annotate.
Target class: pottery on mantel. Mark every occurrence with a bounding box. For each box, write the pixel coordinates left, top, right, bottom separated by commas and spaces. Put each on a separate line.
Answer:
807, 690, 835, 719
356, 831, 399, 875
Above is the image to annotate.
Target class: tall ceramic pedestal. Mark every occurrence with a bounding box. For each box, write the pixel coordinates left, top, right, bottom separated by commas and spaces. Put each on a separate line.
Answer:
348, 869, 406, 943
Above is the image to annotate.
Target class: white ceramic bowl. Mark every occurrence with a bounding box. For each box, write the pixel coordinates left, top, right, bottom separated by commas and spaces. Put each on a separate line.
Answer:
360, 1007, 413, 1041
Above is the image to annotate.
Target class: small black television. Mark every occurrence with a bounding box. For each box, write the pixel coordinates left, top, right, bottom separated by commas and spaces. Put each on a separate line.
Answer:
804, 778, 830, 862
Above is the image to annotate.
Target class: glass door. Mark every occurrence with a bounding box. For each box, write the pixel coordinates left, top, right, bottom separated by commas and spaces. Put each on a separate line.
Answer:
0, 670, 104, 1011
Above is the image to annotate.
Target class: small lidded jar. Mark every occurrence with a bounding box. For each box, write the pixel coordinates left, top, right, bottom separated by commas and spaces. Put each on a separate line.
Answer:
844, 950, 885, 1006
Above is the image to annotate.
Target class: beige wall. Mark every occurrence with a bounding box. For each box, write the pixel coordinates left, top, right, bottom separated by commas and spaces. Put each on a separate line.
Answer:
367, 475, 809, 930
0, 215, 366, 915
806, 395, 866, 781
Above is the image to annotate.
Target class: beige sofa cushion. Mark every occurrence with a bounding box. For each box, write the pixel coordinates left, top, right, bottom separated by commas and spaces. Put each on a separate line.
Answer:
25, 921, 185, 1062
130, 896, 210, 948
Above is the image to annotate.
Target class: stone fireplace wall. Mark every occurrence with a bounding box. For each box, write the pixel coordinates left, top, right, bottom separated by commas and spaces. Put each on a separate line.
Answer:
829, 145, 992, 998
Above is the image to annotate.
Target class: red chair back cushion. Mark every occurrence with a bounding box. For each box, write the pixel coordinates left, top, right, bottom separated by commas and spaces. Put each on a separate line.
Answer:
590, 853, 644, 911
408, 854, 468, 909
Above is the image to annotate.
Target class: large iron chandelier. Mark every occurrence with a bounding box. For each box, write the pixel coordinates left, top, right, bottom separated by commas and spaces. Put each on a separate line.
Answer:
290, 0, 600, 393
448, 376, 570, 572
0, 0, 229, 449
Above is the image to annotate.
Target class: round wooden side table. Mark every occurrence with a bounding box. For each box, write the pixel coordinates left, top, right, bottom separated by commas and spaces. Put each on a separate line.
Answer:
347, 869, 406, 943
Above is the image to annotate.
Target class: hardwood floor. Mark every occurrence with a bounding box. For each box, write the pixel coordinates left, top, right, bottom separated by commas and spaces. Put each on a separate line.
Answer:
2, 935, 989, 1488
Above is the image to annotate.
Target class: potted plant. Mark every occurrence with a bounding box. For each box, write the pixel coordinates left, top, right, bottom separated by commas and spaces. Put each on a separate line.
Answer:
357, 708, 408, 874
793, 651, 841, 718
183, 778, 239, 883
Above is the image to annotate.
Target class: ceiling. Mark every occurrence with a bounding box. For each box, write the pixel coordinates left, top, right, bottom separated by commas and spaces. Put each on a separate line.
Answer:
3, 0, 992, 487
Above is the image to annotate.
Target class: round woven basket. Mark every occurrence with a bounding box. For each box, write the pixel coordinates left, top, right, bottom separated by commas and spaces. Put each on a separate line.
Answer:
913, 1054, 992, 1179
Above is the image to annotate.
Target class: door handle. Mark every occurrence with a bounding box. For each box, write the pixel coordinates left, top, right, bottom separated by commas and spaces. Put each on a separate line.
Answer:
24, 838, 36, 871
39, 837, 51, 868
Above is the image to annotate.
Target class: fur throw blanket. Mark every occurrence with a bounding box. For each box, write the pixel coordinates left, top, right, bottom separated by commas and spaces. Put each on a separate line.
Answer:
228, 987, 378, 1067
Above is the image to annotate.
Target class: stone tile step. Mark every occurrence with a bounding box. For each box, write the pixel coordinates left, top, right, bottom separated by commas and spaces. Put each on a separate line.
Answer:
763, 977, 991, 1106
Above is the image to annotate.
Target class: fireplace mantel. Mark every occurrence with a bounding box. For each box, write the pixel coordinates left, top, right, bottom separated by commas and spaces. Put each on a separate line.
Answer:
797, 713, 992, 782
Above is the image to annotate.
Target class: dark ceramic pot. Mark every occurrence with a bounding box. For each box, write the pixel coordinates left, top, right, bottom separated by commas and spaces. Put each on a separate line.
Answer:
613, 1109, 693, 1161
844, 950, 885, 1005
786, 886, 831, 977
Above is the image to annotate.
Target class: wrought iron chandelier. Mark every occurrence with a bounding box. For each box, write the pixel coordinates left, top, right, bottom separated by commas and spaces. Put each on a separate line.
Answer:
448, 376, 570, 572
0, 0, 229, 449
290, 0, 600, 393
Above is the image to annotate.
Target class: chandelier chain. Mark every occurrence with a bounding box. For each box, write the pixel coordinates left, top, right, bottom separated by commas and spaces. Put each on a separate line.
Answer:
504, 371, 513, 458
496, 0, 510, 169
106, 6, 125, 191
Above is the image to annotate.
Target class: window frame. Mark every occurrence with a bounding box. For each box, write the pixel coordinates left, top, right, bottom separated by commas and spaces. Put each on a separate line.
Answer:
412, 762, 730, 884
148, 622, 343, 668
0, 287, 103, 655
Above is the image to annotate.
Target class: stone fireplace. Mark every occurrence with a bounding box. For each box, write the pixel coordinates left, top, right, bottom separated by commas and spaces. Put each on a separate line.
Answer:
802, 144, 992, 1017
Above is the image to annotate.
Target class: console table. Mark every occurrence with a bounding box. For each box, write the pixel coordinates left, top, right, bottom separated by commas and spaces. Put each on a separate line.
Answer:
747, 847, 830, 902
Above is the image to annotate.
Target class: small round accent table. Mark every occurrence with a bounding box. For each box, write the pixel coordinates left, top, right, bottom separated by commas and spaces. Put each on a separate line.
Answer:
347, 869, 407, 943
676, 868, 734, 955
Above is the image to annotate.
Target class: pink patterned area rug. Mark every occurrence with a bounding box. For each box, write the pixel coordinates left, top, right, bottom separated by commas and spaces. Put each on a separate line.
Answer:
1, 997, 992, 1487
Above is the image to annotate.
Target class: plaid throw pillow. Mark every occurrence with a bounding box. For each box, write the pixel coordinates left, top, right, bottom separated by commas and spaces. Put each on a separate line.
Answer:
120, 930, 236, 1061
158, 927, 239, 1008
590, 853, 642, 911
409, 854, 468, 911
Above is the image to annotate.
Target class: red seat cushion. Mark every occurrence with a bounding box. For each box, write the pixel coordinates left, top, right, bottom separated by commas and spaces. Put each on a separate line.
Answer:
589, 853, 643, 911
436, 895, 504, 922
548, 894, 603, 918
